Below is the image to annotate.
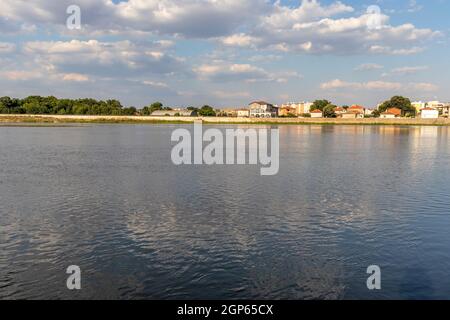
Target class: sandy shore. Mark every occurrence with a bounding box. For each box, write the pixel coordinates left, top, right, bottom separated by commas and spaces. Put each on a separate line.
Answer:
1, 114, 449, 126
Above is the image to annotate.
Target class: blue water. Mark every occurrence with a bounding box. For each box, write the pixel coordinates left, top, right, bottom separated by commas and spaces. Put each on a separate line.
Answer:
0, 124, 449, 299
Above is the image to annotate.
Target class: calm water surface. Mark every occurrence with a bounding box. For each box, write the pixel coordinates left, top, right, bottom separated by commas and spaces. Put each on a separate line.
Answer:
1, 124, 450, 299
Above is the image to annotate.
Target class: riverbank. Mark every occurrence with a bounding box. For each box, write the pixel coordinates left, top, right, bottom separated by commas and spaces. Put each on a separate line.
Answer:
1, 114, 450, 126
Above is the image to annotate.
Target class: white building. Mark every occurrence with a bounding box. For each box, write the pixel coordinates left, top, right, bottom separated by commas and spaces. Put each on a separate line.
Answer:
249, 101, 278, 118
280, 102, 313, 115
427, 101, 450, 117
420, 107, 439, 119
237, 109, 250, 117
426, 101, 444, 109
380, 112, 397, 119
440, 103, 450, 117
310, 110, 323, 118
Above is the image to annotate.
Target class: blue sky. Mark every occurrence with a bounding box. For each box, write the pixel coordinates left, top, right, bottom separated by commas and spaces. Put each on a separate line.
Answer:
0, 0, 449, 108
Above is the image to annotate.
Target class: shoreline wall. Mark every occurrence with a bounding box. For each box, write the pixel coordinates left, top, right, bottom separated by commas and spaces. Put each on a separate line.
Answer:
1, 114, 450, 126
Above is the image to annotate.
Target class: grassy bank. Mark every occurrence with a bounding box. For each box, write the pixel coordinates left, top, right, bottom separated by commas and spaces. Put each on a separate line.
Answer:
1, 114, 449, 126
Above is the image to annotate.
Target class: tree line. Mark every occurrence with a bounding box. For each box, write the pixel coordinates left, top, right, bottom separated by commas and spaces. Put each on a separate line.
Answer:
309, 96, 416, 118
0, 96, 218, 117
0, 95, 416, 118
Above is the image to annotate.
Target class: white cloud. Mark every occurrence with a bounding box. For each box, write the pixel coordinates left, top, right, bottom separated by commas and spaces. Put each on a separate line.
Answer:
354, 63, 384, 71
390, 66, 429, 75
142, 80, 169, 88
0, 42, 16, 53
194, 61, 301, 83
220, 1, 439, 55
62, 73, 90, 82
0, 70, 42, 81
221, 34, 258, 48
22, 40, 187, 77
369, 45, 425, 55
0, 0, 267, 38
194, 62, 269, 82
321, 79, 438, 92
0, 1, 439, 56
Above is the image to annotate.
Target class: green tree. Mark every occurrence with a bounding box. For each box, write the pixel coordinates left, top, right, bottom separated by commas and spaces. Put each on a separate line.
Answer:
149, 102, 163, 114
323, 104, 337, 118
198, 105, 216, 117
122, 106, 137, 115
311, 99, 331, 112
378, 96, 415, 117
0, 97, 13, 113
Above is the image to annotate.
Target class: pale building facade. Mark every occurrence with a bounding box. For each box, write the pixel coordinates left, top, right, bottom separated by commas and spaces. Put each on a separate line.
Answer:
151, 109, 198, 116
237, 109, 250, 117
310, 110, 323, 118
249, 101, 278, 118
280, 102, 313, 116
420, 108, 439, 119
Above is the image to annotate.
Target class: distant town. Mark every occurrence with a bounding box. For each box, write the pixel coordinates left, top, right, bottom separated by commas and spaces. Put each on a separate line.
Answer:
152, 96, 449, 120
0, 95, 449, 120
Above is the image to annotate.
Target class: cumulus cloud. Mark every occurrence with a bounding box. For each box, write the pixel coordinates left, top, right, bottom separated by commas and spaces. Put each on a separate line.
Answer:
320, 79, 438, 92
194, 62, 270, 82
22, 39, 187, 77
62, 73, 90, 82
0, 0, 267, 38
221, 34, 258, 48
0, 70, 42, 81
194, 61, 301, 83
389, 66, 429, 75
0, 42, 16, 53
220, 0, 439, 55
354, 63, 384, 71
0, 1, 439, 55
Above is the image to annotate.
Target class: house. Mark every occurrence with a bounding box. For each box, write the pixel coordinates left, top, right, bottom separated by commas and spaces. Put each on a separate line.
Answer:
249, 101, 278, 118
428, 102, 450, 117
151, 109, 197, 117
281, 102, 313, 115
426, 101, 444, 109
365, 109, 374, 116
439, 103, 450, 117
342, 113, 357, 119
386, 107, 402, 117
380, 112, 396, 119
310, 109, 323, 118
237, 109, 250, 117
334, 107, 346, 116
379, 108, 402, 118
278, 105, 298, 117
420, 107, 439, 119
347, 105, 365, 118
218, 108, 238, 117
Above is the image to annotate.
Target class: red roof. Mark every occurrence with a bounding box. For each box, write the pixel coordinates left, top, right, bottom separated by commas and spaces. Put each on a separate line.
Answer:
334, 107, 345, 112
387, 107, 402, 116
421, 107, 436, 111
310, 109, 323, 113
349, 105, 364, 110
